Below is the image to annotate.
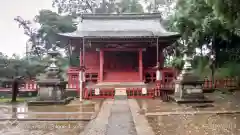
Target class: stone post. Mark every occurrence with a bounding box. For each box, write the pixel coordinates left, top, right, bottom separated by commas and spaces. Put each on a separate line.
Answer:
79, 69, 83, 101
155, 62, 162, 87
79, 66, 86, 101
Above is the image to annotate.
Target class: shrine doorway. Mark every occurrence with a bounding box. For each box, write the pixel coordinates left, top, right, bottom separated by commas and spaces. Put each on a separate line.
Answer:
104, 51, 138, 72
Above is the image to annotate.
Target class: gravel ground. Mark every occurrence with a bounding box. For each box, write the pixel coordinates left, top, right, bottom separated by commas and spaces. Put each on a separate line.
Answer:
138, 91, 240, 135
147, 114, 240, 135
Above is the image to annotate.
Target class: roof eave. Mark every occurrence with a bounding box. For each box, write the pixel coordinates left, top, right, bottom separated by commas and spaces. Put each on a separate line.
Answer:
79, 13, 162, 20
57, 32, 181, 39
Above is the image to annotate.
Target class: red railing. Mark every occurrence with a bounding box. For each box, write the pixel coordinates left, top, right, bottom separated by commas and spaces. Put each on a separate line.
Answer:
0, 81, 37, 91
155, 77, 238, 90
203, 77, 238, 89
144, 67, 177, 83
0, 77, 238, 100
126, 88, 155, 98
86, 88, 115, 99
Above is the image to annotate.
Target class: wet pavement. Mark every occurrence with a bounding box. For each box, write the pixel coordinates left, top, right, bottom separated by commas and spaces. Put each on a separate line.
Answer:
137, 91, 240, 135
1, 90, 240, 135
80, 96, 151, 135
106, 97, 137, 135
0, 99, 102, 135
80, 99, 113, 135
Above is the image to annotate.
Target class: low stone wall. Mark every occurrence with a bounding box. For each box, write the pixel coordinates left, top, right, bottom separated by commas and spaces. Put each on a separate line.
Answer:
0, 90, 79, 98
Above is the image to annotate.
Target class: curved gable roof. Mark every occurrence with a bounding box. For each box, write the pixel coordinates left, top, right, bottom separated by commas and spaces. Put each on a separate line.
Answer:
59, 13, 180, 38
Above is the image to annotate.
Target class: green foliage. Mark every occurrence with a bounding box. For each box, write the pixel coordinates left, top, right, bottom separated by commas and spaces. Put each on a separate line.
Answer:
15, 10, 77, 57
144, 0, 175, 13
166, 0, 240, 79
169, 0, 240, 47
15, 0, 145, 59
116, 0, 143, 13
205, 0, 240, 36
0, 52, 69, 80
215, 62, 240, 78
52, 0, 144, 15
36, 10, 77, 50
170, 57, 184, 70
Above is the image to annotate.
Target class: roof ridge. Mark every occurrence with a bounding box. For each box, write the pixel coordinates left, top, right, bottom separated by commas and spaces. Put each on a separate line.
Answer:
80, 13, 162, 20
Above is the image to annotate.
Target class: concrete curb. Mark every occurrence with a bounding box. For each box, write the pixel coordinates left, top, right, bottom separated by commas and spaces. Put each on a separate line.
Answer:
80, 99, 113, 135
146, 110, 240, 116
128, 99, 155, 135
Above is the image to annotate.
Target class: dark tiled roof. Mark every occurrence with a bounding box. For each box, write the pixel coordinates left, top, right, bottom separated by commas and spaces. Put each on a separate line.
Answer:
59, 13, 180, 38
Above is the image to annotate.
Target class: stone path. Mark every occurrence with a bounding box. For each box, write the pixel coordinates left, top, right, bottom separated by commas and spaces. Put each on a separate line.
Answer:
80, 96, 154, 135
106, 96, 137, 135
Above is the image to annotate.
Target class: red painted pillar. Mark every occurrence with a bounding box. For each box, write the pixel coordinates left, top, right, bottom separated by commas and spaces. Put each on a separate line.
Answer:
99, 50, 104, 82
139, 49, 143, 81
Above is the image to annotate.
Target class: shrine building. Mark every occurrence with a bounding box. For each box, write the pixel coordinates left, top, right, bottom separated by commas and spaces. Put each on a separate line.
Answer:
59, 13, 180, 91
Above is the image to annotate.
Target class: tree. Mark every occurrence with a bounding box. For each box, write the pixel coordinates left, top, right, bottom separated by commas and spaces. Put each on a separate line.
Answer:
145, 0, 176, 14
205, 0, 240, 36
167, 0, 240, 78
35, 10, 77, 49
15, 10, 77, 58
14, 16, 44, 57
16, 0, 144, 58
52, 0, 144, 15
116, 0, 143, 13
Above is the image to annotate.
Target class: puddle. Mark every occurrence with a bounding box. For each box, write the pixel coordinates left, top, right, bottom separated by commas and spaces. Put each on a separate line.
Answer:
28, 105, 95, 112
0, 121, 88, 135
0, 99, 102, 117
0, 99, 103, 135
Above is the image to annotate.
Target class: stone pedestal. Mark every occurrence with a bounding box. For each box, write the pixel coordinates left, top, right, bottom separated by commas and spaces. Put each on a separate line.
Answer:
173, 73, 212, 103
28, 79, 73, 105
36, 79, 66, 101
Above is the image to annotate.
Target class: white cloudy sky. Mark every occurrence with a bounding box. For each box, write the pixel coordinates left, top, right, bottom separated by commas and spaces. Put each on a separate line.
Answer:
0, 0, 174, 57
0, 0, 53, 57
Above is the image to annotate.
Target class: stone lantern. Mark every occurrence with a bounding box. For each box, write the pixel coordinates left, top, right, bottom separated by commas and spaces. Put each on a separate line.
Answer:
173, 44, 212, 103
28, 45, 73, 105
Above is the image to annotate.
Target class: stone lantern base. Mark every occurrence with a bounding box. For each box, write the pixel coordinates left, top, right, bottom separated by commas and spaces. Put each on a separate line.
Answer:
27, 79, 73, 106
172, 73, 213, 103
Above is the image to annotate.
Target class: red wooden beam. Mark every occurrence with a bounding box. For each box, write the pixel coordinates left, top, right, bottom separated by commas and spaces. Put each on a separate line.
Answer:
101, 48, 143, 51
99, 50, 104, 82
139, 49, 143, 81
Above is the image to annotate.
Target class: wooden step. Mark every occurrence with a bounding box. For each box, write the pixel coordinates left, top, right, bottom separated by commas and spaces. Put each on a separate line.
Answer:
104, 72, 139, 82
96, 82, 145, 86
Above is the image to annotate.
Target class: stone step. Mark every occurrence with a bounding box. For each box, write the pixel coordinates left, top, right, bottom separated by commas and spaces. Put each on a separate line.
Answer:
115, 88, 127, 96
96, 82, 145, 86
114, 95, 128, 100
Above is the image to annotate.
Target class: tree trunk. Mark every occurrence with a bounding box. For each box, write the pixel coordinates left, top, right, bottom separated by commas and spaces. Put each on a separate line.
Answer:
11, 79, 19, 102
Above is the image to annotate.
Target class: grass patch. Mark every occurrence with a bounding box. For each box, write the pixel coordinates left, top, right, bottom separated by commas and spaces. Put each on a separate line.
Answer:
0, 97, 33, 103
